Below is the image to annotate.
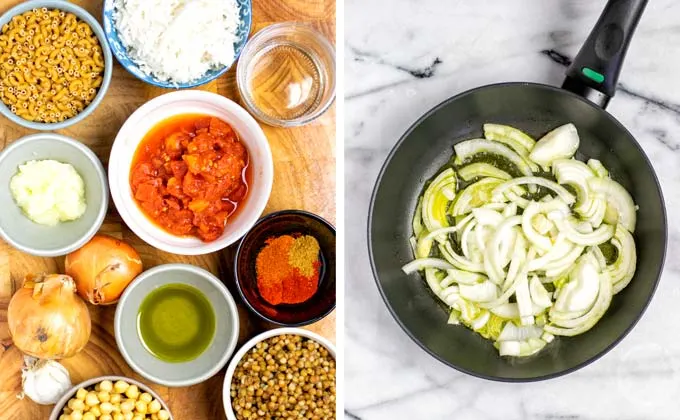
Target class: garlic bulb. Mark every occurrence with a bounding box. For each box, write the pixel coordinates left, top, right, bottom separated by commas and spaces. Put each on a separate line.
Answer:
21, 356, 72, 405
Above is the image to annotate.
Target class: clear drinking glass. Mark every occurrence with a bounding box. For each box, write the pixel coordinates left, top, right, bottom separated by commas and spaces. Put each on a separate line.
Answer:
236, 22, 336, 127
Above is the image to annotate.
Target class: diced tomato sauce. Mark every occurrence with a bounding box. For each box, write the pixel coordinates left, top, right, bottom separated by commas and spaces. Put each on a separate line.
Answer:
130, 114, 250, 242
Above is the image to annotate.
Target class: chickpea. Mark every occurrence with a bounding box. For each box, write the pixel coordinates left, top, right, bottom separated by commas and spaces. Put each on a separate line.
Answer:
98, 390, 111, 402
101, 415, 113, 420
100, 380, 114, 392
120, 399, 135, 413
59, 415, 68, 420
113, 414, 125, 420
148, 399, 161, 414
132, 415, 144, 420
110, 393, 122, 404
85, 391, 99, 407
88, 406, 102, 417
157, 410, 170, 420
123, 413, 134, 420
139, 392, 153, 404
100, 401, 114, 414
76, 388, 88, 400
70, 411, 83, 420
125, 384, 139, 399
134, 400, 148, 414
82, 413, 95, 420
114, 380, 130, 394
69, 399, 86, 412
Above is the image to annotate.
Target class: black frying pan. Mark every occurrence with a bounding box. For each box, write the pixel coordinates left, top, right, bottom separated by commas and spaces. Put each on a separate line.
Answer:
368, 0, 667, 381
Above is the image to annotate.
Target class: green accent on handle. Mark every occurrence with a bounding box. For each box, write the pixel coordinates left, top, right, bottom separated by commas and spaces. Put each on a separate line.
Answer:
582, 67, 605, 83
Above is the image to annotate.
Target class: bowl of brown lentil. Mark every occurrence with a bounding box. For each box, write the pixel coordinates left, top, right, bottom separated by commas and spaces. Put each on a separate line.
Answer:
223, 328, 337, 420
49, 375, 173, 420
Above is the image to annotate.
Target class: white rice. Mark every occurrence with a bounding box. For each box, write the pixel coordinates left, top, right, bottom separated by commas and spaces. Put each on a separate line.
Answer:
113, 0, 240, 83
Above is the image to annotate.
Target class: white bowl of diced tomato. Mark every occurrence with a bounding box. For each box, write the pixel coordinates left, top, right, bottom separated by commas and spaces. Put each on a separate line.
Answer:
109, 90, 274, 255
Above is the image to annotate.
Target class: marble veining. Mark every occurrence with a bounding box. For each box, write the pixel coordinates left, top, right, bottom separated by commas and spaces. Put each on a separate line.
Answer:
345, 0, 680, 419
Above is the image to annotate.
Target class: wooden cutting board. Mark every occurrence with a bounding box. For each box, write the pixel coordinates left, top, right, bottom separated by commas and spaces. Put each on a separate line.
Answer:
0, 0, 336, 419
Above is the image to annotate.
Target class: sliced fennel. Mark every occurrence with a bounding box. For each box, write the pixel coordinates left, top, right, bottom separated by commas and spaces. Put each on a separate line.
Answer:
607, 224, 637, 294
402, 258, 453, 274
421, 168, 457, 232
529, 123, 580, 170
588, 177, 637, 232
552, 159, 596, 213
413, 197, 424, 237
587, 159, 609, 178
458, 162, 512, 181
402, 122, 638, 358
450, 178, 503, 216
492, 177, 576, 205
482, 124, 540, 172
483, 123, 536, 152
453, 139, 534, 177
415, 231, 434, 259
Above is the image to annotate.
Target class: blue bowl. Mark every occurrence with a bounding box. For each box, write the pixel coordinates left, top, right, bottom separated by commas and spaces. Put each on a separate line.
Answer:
0, 0, 113, 130
103, 0, 252, 89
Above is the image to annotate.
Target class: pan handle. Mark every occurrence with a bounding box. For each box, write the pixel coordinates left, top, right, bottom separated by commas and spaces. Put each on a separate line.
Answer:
562, 0, 647, 108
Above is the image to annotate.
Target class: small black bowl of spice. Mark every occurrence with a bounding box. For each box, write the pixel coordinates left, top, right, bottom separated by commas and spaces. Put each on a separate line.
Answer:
233, 210, 335, 326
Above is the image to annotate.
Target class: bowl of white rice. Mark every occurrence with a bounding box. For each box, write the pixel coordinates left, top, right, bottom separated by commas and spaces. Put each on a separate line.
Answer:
103, 0, 252, 88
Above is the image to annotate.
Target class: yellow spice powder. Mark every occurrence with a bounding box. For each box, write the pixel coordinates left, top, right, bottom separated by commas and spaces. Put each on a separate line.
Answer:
288, 235, 321, 276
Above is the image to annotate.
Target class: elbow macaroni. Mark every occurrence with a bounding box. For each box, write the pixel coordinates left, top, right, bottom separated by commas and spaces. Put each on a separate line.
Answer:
0, 9, 104, 123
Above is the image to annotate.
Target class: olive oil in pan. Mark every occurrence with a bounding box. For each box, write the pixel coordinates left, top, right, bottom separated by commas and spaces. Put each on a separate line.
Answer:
245, 43, 322, 121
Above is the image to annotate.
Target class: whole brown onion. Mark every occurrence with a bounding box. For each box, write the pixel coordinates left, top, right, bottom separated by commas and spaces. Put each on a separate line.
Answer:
65, 234, 143, 305
8, 274, 91, 359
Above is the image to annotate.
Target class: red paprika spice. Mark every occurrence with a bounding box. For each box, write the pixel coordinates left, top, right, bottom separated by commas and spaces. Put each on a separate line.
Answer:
255, 234, 321, 305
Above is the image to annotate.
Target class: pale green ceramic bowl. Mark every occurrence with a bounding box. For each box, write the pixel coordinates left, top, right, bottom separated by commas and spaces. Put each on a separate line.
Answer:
114, 264, 240, 387
0, 133, 108, 257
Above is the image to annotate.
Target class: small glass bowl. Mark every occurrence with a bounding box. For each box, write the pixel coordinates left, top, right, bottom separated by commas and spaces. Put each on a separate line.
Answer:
236, 22, 336, 127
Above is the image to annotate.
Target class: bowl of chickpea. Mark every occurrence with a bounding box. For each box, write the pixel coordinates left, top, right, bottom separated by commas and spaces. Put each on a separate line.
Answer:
0, 0, 113, 130
49, 376, 173, 420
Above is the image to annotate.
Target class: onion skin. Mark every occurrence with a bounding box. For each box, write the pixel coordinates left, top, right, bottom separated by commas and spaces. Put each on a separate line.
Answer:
65, 234, 143, 305
8, 274, 91, 360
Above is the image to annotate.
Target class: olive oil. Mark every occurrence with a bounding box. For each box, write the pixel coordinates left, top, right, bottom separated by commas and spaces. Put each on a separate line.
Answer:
246, 43, 323, 121
137, 283, 215, 363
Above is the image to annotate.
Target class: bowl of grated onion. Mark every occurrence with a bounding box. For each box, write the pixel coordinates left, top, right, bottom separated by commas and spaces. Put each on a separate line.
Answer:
102, 0, 252, 88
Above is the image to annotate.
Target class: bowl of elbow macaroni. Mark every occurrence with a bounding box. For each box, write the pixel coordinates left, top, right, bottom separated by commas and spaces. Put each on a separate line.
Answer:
0, 0, 112, 130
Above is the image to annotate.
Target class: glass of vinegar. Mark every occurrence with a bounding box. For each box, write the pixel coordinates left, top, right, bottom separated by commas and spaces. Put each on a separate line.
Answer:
237, 22, 336, 127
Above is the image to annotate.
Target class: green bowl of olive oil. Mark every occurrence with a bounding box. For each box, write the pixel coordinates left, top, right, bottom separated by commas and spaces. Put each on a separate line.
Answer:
115, 264, 240, 387
138, 283, 216, 363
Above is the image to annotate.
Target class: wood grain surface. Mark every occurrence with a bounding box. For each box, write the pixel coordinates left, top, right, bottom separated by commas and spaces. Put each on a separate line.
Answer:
0, 1, 336, 419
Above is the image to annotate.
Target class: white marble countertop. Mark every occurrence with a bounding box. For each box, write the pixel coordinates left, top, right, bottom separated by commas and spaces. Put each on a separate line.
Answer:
344, 1, 680, 419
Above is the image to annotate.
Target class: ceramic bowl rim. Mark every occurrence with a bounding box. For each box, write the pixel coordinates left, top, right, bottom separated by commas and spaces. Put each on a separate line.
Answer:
101, 0, 253, 88
0, 133, 108, 257
0, 0, 113, 130
233, 209, 336, 326
48, 375, 174, 420
107, 90, 274, 255
113, 263, 240, 387
222, 327, 336, 419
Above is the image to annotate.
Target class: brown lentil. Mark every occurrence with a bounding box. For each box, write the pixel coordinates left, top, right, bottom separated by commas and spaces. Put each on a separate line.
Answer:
231, 334, 336, 419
